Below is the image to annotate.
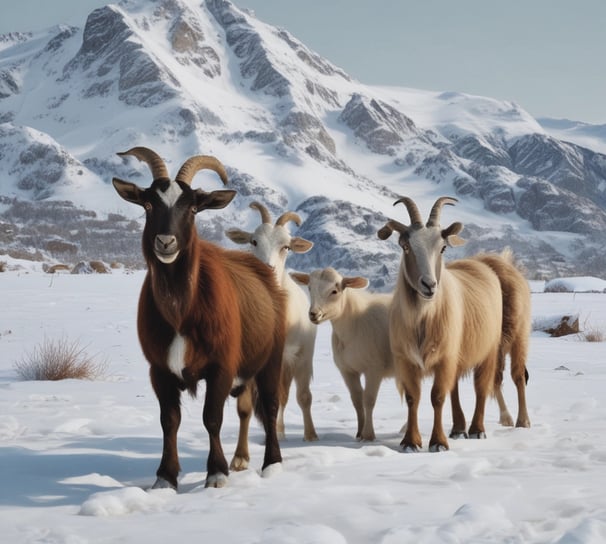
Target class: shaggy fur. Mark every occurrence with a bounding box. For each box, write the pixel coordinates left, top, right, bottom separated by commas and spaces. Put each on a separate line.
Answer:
113, 148, 286, 490
379, 196, 503, 452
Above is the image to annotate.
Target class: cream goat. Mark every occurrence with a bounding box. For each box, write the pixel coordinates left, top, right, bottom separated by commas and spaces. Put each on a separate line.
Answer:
378, 196, 503, 452
291, 267, 394, 441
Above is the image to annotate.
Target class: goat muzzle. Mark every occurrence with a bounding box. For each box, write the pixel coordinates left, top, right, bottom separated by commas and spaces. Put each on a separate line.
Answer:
308, 310, 323, 324
154, 234, 180, 264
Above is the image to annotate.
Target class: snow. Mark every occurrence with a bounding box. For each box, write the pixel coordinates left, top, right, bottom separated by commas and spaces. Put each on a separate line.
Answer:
1, 269, 606, 543
545, 276, 606, 293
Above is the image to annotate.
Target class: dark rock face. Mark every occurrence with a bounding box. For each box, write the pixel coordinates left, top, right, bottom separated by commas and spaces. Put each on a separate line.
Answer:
339, 93, 420, 156
453, 134, 512, 168
64, 6, 179, 106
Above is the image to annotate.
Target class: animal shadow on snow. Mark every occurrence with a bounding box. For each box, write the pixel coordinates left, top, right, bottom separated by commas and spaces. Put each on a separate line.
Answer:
0, 435, 205, 507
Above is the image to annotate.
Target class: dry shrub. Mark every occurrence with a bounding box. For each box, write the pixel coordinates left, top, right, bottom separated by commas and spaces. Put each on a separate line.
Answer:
579, 326, 605, 343
14, 337, 107, 381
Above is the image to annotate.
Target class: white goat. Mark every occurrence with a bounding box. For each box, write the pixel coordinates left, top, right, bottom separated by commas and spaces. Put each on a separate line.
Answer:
378, 196, 503, 452
291, 267, 394, 442
227, 202, 319, 441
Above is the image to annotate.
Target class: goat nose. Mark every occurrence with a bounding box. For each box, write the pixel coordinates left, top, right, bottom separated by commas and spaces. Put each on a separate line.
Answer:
309, 310, 320, 323
421, 277, 437, 296
155, 234, 177, 252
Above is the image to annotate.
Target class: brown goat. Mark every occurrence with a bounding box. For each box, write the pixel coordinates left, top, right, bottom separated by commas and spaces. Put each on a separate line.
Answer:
378, 196, 503, 452
113, 147, 286, 490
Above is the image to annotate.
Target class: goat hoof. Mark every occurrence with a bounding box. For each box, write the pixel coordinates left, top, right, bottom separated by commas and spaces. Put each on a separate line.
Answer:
468, 431, 487, 439
304, 434, 319, 442
499, 415, 514, 427
429, 443, 449, 452
229, 456, 249, 472
401, 444, 420, 453
205, 473, 228, 488
449, 430, 468, 439
261, 462, 283, 478
151, 477, 176, 491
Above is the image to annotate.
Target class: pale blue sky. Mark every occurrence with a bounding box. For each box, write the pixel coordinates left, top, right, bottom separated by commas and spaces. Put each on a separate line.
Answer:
1, 0, 604, 124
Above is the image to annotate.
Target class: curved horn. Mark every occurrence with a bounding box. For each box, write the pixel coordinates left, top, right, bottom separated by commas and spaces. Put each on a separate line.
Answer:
250, 201, 272, 224
175, 155, 228, 186
394, 197, 423, 227
377, 219, 408, 240
117, 147, 169, 180
426, 197, 458, 227
275, 211, 302, 228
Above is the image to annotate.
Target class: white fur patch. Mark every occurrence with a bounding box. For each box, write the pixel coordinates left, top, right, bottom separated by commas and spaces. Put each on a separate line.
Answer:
155, 251, 180, 264
167, 334, 187, 378
205, 473, 228, 488
157, 181, 183, 208
231, 377, 245, 389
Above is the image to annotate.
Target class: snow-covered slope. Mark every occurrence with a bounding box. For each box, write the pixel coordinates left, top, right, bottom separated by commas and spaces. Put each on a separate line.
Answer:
1, 0, 605, 284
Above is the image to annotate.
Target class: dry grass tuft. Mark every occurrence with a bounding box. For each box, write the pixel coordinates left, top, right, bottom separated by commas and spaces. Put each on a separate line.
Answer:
14, 337, 107, 381
579, 326, 605, 343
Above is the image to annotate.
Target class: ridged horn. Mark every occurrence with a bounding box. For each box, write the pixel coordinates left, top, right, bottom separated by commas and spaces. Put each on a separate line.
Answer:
250, 201, 272, 224
175, 155, 228, 186
377, 219, 408, 240
275, 211, 302, 227
394, 197, 423, 227
426, 197, 458, 227
117, 147, 169, 180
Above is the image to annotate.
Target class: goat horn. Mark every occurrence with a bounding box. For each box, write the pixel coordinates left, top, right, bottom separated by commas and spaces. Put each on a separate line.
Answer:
275, 211, 302, 227
250, 201, 272, 224
117, 147, 169, 180
175, 155, 229, 186
426, 197, 458, 227
377, 219, 408, 240
394, 197, 423, 227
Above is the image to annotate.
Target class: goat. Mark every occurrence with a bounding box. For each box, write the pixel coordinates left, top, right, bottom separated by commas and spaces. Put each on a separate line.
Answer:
226, 202, 318, 442
291, 267, 394, 442
378, 196, 503, 452
112, 147, 286, 489
472, 249, 531, 428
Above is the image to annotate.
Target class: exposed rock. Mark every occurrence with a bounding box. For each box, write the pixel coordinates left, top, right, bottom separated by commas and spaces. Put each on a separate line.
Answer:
339, 93, 419, 156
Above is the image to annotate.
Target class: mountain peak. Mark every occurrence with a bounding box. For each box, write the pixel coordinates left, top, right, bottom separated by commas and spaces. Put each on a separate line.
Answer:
0, 0, 605, 281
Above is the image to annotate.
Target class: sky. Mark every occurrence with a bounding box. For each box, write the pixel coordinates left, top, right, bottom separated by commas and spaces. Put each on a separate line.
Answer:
0, 0, 604, 124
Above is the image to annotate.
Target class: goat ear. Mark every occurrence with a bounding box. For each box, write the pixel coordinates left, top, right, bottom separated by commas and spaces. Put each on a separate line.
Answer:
195, 189, 236, 211
342, 276, 369, 290
112, 178, 144, 206
442, 222, 466, 247
225, 228, 252, 245
290, 237, 313, 254
290, 272, 310, 286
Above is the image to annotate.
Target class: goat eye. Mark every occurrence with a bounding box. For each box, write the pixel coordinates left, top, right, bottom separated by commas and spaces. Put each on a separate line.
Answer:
191, 206, 197, 214
282, 246, 290, 252
252, 240, 257, 247
144, 202, 152, 212
331, 289, 338, 296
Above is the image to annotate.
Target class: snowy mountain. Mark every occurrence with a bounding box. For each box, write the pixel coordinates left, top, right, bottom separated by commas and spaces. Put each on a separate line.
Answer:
538, 118, 606, 155
1, 0, 605, 285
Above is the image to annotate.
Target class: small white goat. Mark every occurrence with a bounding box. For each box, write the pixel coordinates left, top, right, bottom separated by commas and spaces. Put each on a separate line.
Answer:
227, 202, 319, 441
291, 267, 394, 442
